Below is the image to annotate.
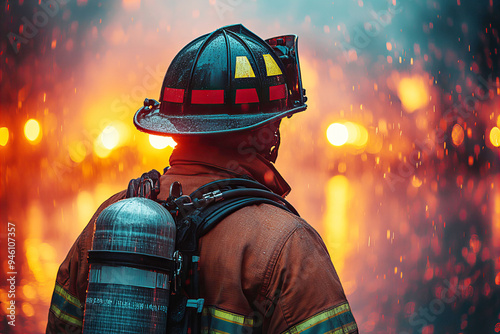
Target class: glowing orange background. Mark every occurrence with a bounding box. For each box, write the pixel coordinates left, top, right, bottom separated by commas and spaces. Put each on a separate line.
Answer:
1, 0, 500, 333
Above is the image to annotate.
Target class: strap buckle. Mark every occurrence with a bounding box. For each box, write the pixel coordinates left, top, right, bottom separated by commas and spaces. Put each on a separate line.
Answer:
172, 250, 183, 292
202, 190, 223, 203
186, 298, 205, 313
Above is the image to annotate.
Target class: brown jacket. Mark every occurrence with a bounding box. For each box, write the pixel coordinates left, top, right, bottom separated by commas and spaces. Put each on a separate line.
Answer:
46, 145, 358, 334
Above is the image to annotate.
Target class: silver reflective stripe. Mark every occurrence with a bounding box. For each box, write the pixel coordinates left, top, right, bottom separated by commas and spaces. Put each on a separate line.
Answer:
89, 265, 169, 289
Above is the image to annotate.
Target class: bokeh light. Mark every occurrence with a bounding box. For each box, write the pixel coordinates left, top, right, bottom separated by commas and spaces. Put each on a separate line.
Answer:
68, 141, 88, 163
24, 119, 41, 143
149, 135, 177, 150
323, 175, 351, 275
0, 127, 9, 146
328, 121, 368, 150
397, 76, 429, 113
452, 124, 465, 146
490, 127, 500, 147
100, 126, 120, 150
327, 123, 349, 146
22, 302, 35, 317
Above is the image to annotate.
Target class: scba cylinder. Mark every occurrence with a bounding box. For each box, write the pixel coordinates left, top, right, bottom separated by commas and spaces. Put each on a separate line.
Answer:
83, 197, 176, 333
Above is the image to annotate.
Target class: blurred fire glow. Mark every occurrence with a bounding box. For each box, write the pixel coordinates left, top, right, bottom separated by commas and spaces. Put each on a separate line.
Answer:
149, 135, 177, 150
324, 175, 351, 276
397, 76, 429, 113
24, 119, 41, 143
452, 124, 465, 146
0, 127, 8, 146
1, 0, 500, 333
327, 123, 349, 146
100, 125, 120, 150
490, 127, 500, 147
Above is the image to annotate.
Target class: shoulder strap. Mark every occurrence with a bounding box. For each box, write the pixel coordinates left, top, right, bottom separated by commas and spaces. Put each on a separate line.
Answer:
189, 178, 298, 216
196, 196, 293, 237
174, 178, 299, 252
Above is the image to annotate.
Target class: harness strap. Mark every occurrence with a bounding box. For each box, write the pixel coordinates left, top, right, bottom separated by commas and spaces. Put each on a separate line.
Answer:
197, 197, 292, 237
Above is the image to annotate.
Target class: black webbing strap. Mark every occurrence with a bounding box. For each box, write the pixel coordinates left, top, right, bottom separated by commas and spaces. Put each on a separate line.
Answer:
189, 178, 298, 216
88, 250, 174, 273
173, 194, 296, 334
196, 196, 293, 238
189, 178, 272, 197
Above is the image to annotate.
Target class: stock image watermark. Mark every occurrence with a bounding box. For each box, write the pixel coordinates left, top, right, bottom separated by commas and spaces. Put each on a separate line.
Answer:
211, 0, 243, 20
7, 0, 69, 54
6, 222, 17, 326
400, 279, 465, 334
385, 73, 498, 191
338, 1, 403, 62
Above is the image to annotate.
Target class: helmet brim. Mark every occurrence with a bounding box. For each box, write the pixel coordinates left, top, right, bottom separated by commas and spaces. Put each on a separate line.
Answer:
133, 104, 307, 136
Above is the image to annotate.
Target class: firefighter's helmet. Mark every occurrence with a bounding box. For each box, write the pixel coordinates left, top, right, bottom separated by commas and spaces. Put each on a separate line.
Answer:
134, 24, 307, 136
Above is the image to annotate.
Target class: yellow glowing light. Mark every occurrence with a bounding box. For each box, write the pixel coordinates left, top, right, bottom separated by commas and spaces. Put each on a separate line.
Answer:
327, 123, 349, 146
25, 238, 46, 282
494, 192, 500, 249
343, 121, 368, 150
100, 126, 120, 150
366, 130, 383, 154
93, 138, 111, 158
397, 76, 429, 113
0, 127, 9, 146
22, 302, 35, 317
22, 284, 37, 300
412, 175, 423, 188
24, 119, 41, 142
490, 127, 500, 147
77, 191, 95, 228
353, 124, 368, 147
68, 141, 87, 163
451, 124, 465, 146
323, 175, 350, 276
149, 135, 177, 149
344, 122, 359, 144
39, 243, 56, 261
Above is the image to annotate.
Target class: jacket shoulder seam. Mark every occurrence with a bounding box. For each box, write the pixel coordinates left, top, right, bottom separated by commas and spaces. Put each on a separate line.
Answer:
258, 220, 303, 298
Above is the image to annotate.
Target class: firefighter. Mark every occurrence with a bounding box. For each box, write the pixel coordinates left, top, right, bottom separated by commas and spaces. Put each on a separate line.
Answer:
46, 24, 358, 333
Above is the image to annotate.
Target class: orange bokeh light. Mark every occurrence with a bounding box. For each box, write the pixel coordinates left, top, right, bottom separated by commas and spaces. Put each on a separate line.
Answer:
0, 127, 9, 146
490, 127, 500, 147
24, 119, 41, 143
451, 124, 465, 146
397, 76, 429, 113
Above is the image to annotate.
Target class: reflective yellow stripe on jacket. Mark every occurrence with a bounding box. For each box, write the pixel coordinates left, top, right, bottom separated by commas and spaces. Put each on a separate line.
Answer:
49, 283, 83, 327
281, 302, 358, 334
202, 306, 254, 333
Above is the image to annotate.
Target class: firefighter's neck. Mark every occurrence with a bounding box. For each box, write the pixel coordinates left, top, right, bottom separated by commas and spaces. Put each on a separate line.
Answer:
169, 140, 291, 197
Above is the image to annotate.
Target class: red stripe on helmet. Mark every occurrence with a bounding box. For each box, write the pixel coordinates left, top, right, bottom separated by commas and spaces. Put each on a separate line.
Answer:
235, 88, 259, 104
163, 87, 184, 103
269, 84, 287, 101
191, 90, 225, 104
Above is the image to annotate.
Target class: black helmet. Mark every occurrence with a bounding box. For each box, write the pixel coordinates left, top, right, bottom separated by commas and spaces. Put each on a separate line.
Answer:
134, 24, 307, 136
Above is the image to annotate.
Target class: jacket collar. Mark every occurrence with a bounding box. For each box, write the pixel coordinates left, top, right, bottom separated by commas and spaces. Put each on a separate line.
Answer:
168, 144, 291, 197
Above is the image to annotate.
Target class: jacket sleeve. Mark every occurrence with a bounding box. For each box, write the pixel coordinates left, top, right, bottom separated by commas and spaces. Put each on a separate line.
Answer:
46, 191, 126, 334
263, 222, 358, 334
